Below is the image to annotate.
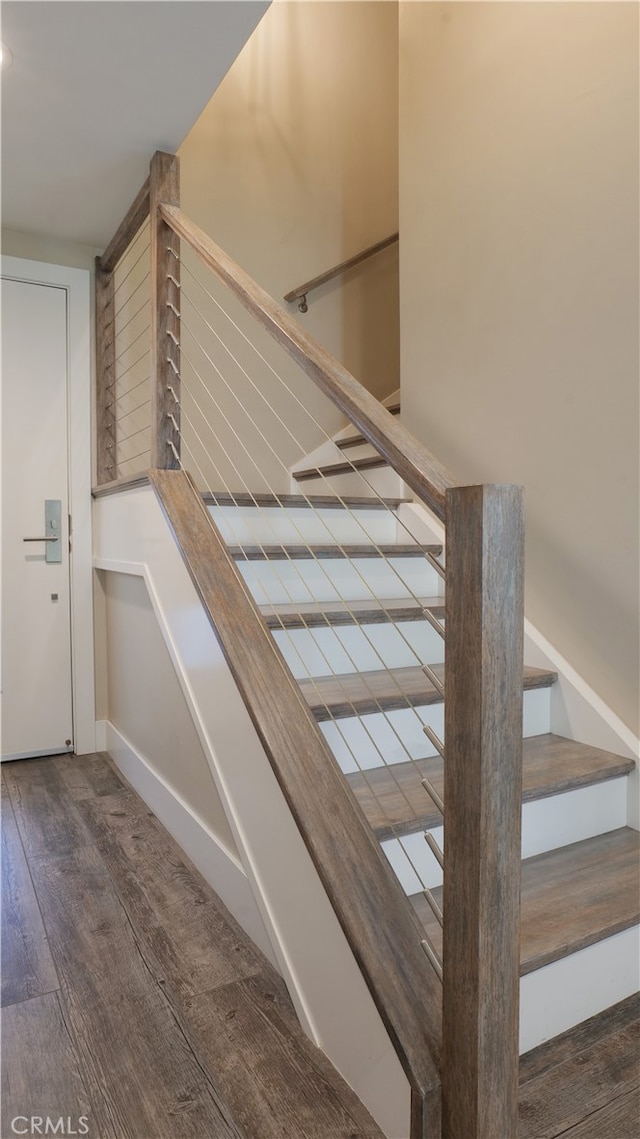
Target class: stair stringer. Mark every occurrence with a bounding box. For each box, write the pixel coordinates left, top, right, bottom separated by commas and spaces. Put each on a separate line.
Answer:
93, 483, 411, 1139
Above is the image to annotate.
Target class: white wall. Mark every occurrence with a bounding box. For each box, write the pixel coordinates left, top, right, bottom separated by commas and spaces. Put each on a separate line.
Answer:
177, 0, 399, 491
399, 1, 639, 732
101, 568, 238, 856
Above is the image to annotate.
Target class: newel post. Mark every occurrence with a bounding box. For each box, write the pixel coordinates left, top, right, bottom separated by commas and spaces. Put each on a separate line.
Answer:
443, 484, 525, 1139
149, 150, 181, 469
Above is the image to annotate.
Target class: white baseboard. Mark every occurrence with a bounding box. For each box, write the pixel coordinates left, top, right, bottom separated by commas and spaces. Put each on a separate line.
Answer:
95, 718, 107, 751
102, 719, 276, 964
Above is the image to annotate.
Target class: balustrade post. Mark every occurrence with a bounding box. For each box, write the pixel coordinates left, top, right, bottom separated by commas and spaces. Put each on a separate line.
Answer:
443, 483, 525, 1139
95, 259, 116, 484
149, 150, 180, 469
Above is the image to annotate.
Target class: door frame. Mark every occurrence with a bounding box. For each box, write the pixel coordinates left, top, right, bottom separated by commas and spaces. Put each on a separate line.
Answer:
1, 256, 95, 754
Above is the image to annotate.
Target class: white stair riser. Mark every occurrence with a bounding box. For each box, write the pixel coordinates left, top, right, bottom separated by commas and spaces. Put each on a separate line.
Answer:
520, 926, 640, 1053
209, 504, 400, 546
237, 556, 443, 605
272, 620, 445, 679
381, 777, 629, 894
319, 686, 551, 773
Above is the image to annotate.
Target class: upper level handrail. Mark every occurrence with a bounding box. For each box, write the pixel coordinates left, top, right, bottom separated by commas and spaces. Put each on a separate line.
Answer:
160, 204, 452, 520
283, 231, 399, 312
99, 175, 151, 275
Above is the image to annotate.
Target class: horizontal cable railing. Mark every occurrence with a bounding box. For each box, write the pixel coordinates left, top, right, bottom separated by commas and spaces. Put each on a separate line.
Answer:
284, 231, 399, 312
94, 152, 525, 1139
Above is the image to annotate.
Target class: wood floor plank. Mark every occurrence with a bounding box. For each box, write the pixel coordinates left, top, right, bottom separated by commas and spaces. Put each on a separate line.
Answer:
347, 734, 635, 841
412, 829, 640, 973
519, 1019, 640, 1137
29, 844, 244, 1139
1, 992, 100, 1139
551, 1087, 640, 1138
1, 791, 59, 1006
77, 787, 265, 1000
300, 663, 555, 721
520, 993, 640, 1084
54, 752, 125, 801
3, 756, 95, 860
179, 972, 383, 1139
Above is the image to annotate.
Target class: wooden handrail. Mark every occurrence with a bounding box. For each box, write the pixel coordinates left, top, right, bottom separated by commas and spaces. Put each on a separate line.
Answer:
99, 175, 150, 275
160, 204, 453, 521
284, 232, 399, 311
149, 467, 442, 1137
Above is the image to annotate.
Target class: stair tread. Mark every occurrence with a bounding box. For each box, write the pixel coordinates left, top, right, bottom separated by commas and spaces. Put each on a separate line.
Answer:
230, 543, 442, 561
346, 733, 636, 840
293, 455, 388, 481
411, 828, 640, 975
300, 663, 555, 721
261, 596, 445, 630
204, 491, 409, 510
337, 404, 401, 450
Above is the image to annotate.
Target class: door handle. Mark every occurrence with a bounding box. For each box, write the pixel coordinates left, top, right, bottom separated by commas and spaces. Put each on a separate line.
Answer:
23, 501, 62, 563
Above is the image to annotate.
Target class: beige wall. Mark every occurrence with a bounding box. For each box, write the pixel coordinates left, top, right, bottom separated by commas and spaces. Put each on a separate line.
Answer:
102, 569, 238, 854
177, 0, 399, 491
399, 1, 639, 732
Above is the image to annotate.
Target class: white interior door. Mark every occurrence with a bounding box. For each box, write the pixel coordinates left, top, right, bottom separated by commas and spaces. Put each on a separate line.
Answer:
1, 276, 74, 760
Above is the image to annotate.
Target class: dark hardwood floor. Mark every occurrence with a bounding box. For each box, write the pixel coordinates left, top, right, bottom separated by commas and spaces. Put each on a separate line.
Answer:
2, 752, 638, 1138
1, 753, 382, 1139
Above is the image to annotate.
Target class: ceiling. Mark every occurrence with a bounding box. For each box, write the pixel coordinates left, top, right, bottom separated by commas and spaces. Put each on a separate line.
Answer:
0, 1, 268, 249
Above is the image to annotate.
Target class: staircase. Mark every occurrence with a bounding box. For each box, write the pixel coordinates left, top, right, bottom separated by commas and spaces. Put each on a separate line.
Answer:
208, 412, 640, 1055
94, 154, 639, 1137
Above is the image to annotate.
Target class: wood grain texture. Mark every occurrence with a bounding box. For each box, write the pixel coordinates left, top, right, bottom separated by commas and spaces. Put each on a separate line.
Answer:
95, 261, 117, 485
519, 1016, 640, 1138
520, 993, 640, 1084
92, 470, 150, 497
1, 792, 59, 1006
442, 484, 525, 1139
30, 843, 244, 1139
411, 828, 640, 974
347, 733, 635, 842
54, 752, 124, 802
229, 542, 442, 561
76, 787, 264, 1001
518, 827, 640, 973
178, 972, 383, 1139
160, 204, 453, 520
150, 151, 180, 470
1, 992, 99, 1138
298, 662, 554, 722
284, 232, 399, 304
337, 404, 401, 450
148, 468, 442, 1109
261, 596, 445, 630
99, 175, 150, 275
292, 455, 388, 481
3, 756, 95, 861
544, 1088, 640, 1138
203, 490, 409, 509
